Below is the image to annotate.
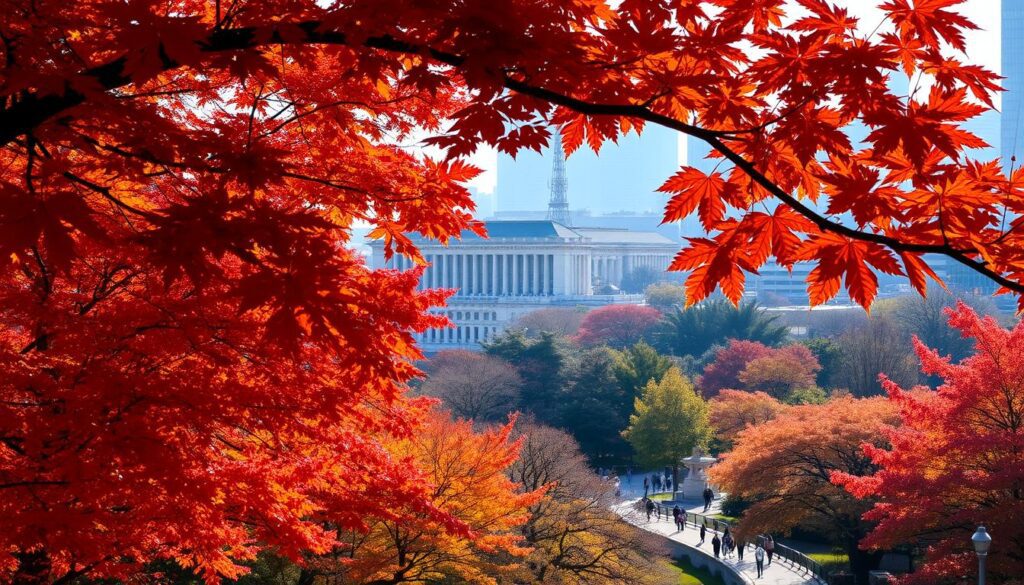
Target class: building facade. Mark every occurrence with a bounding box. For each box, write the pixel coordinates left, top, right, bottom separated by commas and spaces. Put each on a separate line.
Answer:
368, 221, 678, 351
1004, 1, 1023, 169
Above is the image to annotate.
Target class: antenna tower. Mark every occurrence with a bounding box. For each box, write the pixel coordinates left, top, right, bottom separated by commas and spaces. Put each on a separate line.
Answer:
546, 133, 571, 225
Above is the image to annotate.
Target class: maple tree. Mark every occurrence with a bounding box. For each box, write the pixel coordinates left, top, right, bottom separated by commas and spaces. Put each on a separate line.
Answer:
0, 0, 1018, 582
711, 396, 900, 582
574, 304, 662, 348
308, 412, 540, 585
835, 304, 1024, 584
698, 339, 774, 397
738, 343, 822, 401
708, 389, 786, 444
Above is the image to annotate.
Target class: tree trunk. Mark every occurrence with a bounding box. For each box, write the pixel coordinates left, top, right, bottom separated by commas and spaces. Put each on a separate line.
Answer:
846, 538, 884, 585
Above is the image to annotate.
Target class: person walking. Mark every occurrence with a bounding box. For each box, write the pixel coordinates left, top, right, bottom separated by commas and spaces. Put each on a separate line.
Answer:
712, 534, 721, 558
645, 498, 655, 521
643, 476, 649, 497
666, 476, 672, 492
653, 474, 661, 493
765, 534, 775, 565
672, 505, 682, 531
702, 486, 714, 512
723, 532, 734, 559
699, 523, 706, 545
736, 537, 745, 561
755, 544, 765, 578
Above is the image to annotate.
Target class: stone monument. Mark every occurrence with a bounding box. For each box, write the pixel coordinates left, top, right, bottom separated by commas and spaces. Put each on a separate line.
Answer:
676, 446, 717, 500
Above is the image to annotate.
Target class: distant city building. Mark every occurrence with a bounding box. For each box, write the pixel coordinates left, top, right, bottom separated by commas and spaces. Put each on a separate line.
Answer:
368, 221, 677, 351
1004, 1, 1023, 169
496, 125, 678, 214
492, 209, 682, 243
468, 186, 495, 220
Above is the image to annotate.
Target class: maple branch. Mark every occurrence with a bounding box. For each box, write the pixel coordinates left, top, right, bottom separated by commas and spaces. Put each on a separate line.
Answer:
62, 171, 161, 220
492, 78, 1024, 295
3, 20, 1020, 294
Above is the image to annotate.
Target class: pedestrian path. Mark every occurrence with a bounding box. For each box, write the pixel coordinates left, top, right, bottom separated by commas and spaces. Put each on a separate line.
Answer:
615, 500, 825, 585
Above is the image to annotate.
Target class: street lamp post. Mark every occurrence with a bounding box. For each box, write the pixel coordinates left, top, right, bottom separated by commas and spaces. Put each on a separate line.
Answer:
972, 526, 992, 585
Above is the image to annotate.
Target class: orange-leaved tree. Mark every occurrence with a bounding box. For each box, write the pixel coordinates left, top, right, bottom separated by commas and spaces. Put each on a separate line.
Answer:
710, 396, 900, 582
835, 304, 1024, 584
0, 0, 1017, 582
308, 412, 541, 585
708, 389, 786, 445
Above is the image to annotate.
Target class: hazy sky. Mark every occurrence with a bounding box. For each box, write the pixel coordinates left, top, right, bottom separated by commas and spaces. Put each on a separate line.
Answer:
464, 0, 1002, 195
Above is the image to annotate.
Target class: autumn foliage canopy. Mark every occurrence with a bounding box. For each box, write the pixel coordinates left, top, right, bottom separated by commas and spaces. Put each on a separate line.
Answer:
0, 0, 1018, 582
836, 304, 1024, 584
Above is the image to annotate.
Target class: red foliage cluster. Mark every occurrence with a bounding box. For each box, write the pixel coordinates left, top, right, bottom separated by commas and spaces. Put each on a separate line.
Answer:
574, 305, 662, 348
698, 340, 773, 396
700, 340, 820, 399
835, 304, 1024, 583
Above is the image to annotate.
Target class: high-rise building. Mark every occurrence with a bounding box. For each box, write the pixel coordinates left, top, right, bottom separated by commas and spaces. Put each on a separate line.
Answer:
1003, 1, 1024, 169
496, 124, 678, 214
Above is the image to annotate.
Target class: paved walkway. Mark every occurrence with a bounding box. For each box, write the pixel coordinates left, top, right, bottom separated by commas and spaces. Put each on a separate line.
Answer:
615, 500, 825, 585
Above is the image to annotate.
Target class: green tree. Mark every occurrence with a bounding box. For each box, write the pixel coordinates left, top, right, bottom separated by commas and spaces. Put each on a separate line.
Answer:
655, 300, 788, 357
559, 347, 632, 465
623, 368, 711, 483
613, 341, 673, 409
802, 337, 843, 388
482, 327, 530, 361
484, 330, 570, 424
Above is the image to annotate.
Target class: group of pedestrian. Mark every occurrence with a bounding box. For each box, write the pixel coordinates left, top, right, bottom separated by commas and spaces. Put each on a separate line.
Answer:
753, 534, 775, 578
711, 526, 738, 559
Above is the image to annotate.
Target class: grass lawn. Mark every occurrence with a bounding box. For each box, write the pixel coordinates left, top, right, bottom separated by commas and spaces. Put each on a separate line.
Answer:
665, 557, 727, 585
650, 493, 673, 501
806, 551, 850, 573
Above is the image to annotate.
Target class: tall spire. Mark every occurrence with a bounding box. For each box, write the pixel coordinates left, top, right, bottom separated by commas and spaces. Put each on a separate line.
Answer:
547, 132, 571, 226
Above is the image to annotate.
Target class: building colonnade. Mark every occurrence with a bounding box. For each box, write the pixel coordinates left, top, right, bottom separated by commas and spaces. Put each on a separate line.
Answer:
387, 251, 592, 296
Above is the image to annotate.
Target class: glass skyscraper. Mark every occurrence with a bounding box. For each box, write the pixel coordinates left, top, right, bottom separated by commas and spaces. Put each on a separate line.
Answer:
1003, 2, 1024, 169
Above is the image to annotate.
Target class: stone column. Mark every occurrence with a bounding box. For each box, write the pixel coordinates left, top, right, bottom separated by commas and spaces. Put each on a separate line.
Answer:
507, 254, 516, 295
525, 254, 533, 295
536, 253, 544, 295
585, 253, 593, 295
520, 254, 526, 296
460, 254, 468, 295
490, 255, 497, 295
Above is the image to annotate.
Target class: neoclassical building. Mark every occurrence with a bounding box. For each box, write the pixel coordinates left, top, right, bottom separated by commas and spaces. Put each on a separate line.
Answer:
368, 220, 677, 351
